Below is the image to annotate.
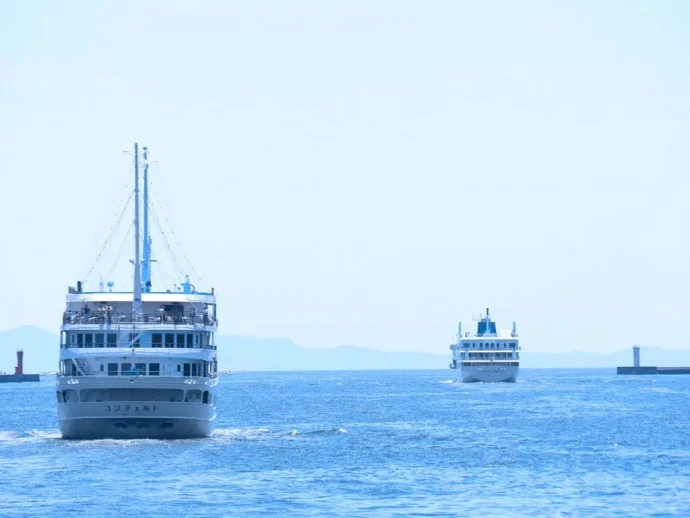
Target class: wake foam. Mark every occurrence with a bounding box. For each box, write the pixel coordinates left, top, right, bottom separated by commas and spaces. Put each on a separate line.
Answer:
0, 429, 61, 445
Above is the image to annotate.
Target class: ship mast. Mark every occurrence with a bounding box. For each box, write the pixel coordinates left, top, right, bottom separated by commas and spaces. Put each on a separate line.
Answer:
132, 143, 142, 317
142, 146, 152, 292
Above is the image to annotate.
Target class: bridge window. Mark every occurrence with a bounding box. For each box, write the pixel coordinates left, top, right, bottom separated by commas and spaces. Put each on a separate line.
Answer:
135, 363, 146, 375
176, 333, 184, 348
129, 332, 140, 348
183, 363, 191, 377
149, 363, 160, 376
187, 333, 194, 348
80, 388, 183, 402
202, 391, 209, 404
122, 363, 132, 373
152, 333, 162, 348
95, 334, 104, 347
185, 390, 202, 402
77, 333, 84, 348
62, 389, 78, 403
108, 363, 118, 376
165, 334, 174, 348
85, 333, 93, 347
107, 333, 117, 347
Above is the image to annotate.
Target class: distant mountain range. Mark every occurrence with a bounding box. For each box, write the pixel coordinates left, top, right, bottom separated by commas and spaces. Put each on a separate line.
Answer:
2, 326, 690, 373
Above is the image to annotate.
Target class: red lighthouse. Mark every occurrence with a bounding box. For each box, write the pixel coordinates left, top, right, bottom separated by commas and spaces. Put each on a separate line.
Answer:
15, 350, 24, 375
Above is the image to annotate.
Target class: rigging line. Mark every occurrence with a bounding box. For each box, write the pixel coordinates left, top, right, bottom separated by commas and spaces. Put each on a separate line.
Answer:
80, 169, 133, 260
83, 191, 134, 283
80, 180, 132, 265
104, 221, 134, 282
151, 250, 174, 289
83, 191, 133, 283
149, 202, 186, 279
148, 192, 187, 273
149, 166, 205, 283
80, 181, 133, 279
148, 190, 204, 284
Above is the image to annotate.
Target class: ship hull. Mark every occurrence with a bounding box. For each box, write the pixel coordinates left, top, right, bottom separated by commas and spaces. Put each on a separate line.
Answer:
59, 416, 214, 440
56, 377, 217, 440
461, 364, 519, 383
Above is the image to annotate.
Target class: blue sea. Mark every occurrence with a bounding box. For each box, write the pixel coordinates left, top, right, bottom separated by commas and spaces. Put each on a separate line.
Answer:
1, 369, 689, 517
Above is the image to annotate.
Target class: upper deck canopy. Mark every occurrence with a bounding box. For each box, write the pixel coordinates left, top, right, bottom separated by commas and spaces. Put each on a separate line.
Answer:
66, 292, 217, 305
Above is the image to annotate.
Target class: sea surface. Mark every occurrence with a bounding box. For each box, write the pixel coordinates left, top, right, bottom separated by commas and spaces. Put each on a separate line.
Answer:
0, 369, 689, 517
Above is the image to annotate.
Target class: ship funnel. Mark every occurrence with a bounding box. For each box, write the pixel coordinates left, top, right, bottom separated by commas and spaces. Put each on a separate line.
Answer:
15, 350, 23, 375
181, 275, 195, 294
457, 322, 462, 339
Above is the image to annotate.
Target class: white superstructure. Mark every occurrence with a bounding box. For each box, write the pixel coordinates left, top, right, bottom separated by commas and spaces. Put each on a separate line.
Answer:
449, 309, 520, 383
56, 144, 219, 439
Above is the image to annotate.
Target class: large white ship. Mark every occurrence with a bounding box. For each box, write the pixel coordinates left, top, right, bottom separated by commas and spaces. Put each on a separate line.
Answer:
57, 144, 219, 439
449, 309, 520, 383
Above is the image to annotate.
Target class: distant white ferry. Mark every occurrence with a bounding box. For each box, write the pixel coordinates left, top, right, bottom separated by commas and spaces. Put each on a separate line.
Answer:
57, 144, 219, 439
449, 309, 520, 383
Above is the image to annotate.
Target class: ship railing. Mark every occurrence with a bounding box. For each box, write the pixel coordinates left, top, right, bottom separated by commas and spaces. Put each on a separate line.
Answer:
62, 312, 217, 327
60, 344, 218, 351
58, 371, 219, 379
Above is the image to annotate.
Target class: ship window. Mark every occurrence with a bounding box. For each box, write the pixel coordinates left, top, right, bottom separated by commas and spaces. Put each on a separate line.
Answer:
177, 365, 181, 372
135, 363, 146, 375
165, 334, 174, 348
183, 363, 191, 377
62, 389, 78, 403
81, 388, 182, 402
95, 333, 104, 347
176, 333, 185, 348
122, 363, 132, 373
195, 334, 200, 345
77, 333, 84, 347
107, 363, 118, 376
192, 364, 198, 377
129, 333, 140, 348
100, 364, 104, 372
185, 390, 202, 402
107, 333, 117, 347
186, 334, 193, 348
149, 363, 160, 376
84, 334, 93, 347
152, 333, 162, 348
202, 391, 209, 404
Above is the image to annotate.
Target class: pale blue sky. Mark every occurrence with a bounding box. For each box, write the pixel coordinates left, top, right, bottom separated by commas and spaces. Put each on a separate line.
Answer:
1, 1, 689, 354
